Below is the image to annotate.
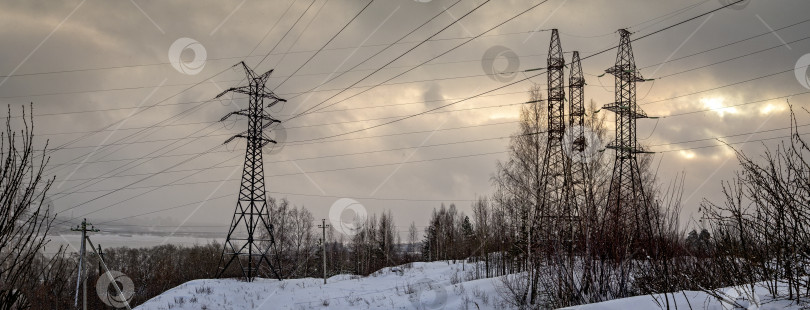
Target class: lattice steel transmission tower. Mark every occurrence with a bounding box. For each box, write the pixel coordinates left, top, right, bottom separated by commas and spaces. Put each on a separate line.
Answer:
565, 50, 586, 239
603, 29, 653, 243
537, 29, 569, 242
568, 51, 585, 156
216, 61, 285, 281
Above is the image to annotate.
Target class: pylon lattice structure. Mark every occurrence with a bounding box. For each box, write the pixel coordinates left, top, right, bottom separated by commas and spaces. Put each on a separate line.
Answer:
565, 50, 586, 241
536, 29, 570, 245
568, 51, 585, 154
603, 29, 654, 245
216, 61, 285, 282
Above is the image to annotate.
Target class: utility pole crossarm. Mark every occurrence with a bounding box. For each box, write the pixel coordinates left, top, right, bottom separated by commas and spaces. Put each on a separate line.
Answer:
71, 219, 99, 310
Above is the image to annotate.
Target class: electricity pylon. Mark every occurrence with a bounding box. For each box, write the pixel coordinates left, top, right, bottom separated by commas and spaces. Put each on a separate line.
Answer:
603, 29, 654, 249
536, 29, 569, 247
216, 61, 284, 282
564, 50, 586, 248
568, 51, 585, 156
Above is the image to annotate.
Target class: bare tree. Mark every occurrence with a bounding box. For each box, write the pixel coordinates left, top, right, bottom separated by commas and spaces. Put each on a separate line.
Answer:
407, 221, 417, 260
698, 105, 810, 304
0, 105, 55, 309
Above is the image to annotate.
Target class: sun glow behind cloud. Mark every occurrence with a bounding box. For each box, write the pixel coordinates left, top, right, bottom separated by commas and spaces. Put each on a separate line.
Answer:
700, 97, 737, 117
759, 103, 786, 115
679, 150, 696, 159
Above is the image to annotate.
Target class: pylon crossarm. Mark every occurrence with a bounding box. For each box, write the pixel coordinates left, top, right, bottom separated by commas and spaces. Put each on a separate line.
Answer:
259, 138, 278, 148
258, 115, 281, 124
223, 134, 247, 145
220, 109, 250, 122
265, 98, 287, 108
256, 92, 285, 100
215, 86, 251, 99
605, 66, 646, 82
256, 69, 275, 84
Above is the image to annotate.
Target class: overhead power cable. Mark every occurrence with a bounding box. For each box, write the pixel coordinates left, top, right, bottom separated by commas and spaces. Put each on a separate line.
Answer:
285, 0, 497, 121
275, 0, 375, 88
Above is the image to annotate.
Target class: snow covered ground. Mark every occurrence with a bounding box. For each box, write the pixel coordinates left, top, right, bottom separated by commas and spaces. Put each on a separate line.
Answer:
136, 260, 807, 309
563, 286, 804, 310
136, 261, 509, 310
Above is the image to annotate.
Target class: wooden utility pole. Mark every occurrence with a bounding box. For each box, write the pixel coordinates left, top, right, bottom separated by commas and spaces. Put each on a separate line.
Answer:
97, 244, 104, 275
86, 237, 132, 310
71, 219, 98, 310
318, 219, 330, 284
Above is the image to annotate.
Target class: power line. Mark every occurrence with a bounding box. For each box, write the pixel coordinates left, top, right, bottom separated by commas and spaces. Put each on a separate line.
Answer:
47, 73, 807, 191
295, 0, 553, 119
629, 0, 711, 33
53, 0, 750, 226
275, 0, 375, 88
654, 34, 810, 79
283, 0, 462, 101
58, 143, 223, 219
49, 122, 228, 201
28, 20, 805, 134
0, 26, 551, 81
54, 85, 808, 207
649, 123, 810, 148
48, 2, 330, 201
642, 64, 805, 106
57, 125, 523, 185
288, 0, 748, 144
639, 16, 810, 71
285, 0, 496, 121
57, 123, 810, 197
49, 119, 520, 171
653, 130, 810, 153
49, 100, 525, 157
44, 65, 234, 156
76, 122, 810, 229
254, 0, 320, 69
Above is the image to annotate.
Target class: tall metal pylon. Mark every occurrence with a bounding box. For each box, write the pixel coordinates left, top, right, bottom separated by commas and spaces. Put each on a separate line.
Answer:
565, 50, 586, 243
568, 51, 585, 156
603, 29, 653, 245
536, 29, 568, 242
216, 61, 285, 282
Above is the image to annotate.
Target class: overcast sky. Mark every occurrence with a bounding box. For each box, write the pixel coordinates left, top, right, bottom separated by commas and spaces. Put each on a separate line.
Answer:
3, 0, 809, 240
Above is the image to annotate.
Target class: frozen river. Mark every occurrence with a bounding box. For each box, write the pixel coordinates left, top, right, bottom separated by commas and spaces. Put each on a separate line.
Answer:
41, 232, 223, 255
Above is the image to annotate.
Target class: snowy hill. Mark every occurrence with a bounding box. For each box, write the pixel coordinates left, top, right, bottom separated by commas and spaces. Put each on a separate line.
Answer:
135, 261, 508, 310
136, 260, 806, 309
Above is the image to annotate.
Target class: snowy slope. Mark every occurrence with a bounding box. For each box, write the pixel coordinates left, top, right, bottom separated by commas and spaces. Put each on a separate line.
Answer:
135, 261, 509, 310
563, 283, 805, 310
136, 260, 807, 310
